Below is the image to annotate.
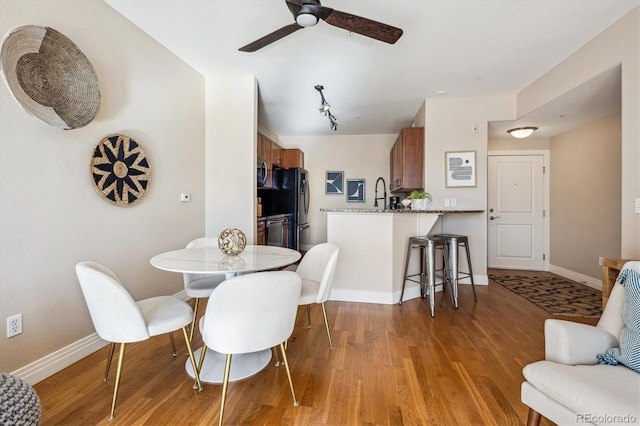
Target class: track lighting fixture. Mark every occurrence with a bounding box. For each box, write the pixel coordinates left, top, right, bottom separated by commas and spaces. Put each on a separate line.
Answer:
315, 85, 337, 131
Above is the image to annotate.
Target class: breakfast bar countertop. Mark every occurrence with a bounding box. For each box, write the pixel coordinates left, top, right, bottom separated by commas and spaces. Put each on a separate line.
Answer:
320, 208, 484, 214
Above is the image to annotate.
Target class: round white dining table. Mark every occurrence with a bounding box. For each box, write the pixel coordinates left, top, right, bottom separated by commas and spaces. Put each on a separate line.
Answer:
150, 245, 301, 384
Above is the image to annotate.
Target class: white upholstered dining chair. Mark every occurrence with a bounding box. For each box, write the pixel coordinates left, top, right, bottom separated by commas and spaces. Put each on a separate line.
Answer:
183, 237, 226, 341
75, 261, 202, 421
295, 243, 339, 349
197, 270, 302, 426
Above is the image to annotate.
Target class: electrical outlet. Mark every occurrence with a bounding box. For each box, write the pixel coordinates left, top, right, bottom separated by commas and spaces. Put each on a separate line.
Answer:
451, 198, 457, 207
444, 198, 450, 207
7, 314, 22, 338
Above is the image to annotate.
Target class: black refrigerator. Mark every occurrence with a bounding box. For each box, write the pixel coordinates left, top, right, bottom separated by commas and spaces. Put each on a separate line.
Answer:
262, 167, 310, 251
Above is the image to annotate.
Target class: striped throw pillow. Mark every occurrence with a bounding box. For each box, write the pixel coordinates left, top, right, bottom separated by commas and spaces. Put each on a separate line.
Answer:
596, 267, 640, 372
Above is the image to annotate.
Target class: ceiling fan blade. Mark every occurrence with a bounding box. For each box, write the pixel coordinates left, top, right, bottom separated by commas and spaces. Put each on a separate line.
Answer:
238, 23, 303, 52
323, 9, 403, 44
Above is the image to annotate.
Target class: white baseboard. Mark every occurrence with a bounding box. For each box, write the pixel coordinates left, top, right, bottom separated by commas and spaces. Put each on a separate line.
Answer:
12, 333, 109, 386
548, 264, 601, 290
11, 289, 193, 386
330, 274, 488, 305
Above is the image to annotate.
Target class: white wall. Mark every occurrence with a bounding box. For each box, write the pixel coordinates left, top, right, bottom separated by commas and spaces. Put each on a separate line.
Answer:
278, 134, 397, 245
205, 76, 258, 240
0, 0, 205, 377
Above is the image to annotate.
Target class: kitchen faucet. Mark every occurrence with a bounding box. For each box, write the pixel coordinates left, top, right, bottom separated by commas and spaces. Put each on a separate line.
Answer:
374, 177, 387, 209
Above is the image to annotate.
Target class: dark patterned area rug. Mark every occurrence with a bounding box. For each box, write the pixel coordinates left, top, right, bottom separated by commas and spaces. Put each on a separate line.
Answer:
489, 272, 602, 318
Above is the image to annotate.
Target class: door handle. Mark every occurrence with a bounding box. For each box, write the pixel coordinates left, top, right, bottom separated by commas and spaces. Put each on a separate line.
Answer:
489, 216, 501, 220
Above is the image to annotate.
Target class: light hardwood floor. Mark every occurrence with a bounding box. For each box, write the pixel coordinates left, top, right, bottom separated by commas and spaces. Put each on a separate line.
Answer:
34, 271, 598, 425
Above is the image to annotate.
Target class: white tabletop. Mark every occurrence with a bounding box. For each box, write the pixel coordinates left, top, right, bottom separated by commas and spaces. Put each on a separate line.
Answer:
150, 245, 301, 274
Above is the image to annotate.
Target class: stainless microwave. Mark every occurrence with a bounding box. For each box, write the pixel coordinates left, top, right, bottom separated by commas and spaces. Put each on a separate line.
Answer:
257, 157, 267, 186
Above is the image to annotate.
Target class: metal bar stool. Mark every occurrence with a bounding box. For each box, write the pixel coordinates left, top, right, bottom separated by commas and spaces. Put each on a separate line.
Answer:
399, 235, 449, 317
432, 233, 478, 309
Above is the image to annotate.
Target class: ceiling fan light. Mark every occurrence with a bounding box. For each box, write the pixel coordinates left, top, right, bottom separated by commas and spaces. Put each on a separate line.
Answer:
507, 127, 538, 139
296, 13, 318, 27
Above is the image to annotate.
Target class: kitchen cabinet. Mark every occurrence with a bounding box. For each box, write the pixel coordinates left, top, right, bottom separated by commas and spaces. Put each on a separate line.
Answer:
257, 133, 306, 190
256, 219, 266, 245
390, 127, 424, 193
271, 142, 284, 168
283, 149, 304, 169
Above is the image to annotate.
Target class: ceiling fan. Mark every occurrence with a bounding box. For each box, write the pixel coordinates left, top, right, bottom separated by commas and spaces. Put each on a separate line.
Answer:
239, 0, 403, 52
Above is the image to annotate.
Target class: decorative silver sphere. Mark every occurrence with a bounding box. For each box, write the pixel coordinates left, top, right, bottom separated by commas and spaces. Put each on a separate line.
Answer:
218, 228, 246, 255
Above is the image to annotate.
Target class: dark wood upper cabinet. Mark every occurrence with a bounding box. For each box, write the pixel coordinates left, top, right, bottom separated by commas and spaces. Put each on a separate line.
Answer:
283, 149, 304, 169
390, 127, 424, 193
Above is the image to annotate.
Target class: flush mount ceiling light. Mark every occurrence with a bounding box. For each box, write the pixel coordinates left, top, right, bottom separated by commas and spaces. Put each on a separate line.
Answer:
315, 85, 337, 131
507, 127, 538, 139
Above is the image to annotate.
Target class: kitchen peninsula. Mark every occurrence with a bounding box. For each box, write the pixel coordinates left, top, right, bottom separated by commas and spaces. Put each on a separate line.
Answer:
321, 208, 484, 305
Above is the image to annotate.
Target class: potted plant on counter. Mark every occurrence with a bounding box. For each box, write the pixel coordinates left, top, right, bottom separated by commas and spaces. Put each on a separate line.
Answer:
408, 190, 432, 210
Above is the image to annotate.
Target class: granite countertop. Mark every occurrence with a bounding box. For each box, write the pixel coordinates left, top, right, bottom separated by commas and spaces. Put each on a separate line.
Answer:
320, 208, 484, 214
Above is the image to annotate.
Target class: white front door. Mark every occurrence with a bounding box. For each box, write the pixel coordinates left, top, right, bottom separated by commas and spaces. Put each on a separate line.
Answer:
488, 154, 546, 270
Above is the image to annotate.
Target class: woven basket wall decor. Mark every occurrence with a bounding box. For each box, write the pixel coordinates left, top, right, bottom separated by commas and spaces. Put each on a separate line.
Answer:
0, 25, 100, 129
90, 134, 151, 207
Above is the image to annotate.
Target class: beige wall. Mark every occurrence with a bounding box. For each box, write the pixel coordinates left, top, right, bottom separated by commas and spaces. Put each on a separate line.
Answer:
205, 76, 258, 239
517, 8, 640, 259
0, 0, 206, 377
550, 114, 622, 278
489, 137, 550, 151
422, 96, 514, 280
278, 134, 397, 245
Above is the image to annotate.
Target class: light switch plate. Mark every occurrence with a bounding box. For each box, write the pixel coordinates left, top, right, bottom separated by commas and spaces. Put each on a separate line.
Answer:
635, 198, 640, 214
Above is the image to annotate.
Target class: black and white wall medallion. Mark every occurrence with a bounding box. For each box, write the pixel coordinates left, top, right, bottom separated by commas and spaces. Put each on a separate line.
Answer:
90, 134, 151, 207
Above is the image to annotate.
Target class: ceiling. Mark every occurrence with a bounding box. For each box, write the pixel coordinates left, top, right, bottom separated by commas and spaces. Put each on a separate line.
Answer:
104, 0, 638, 138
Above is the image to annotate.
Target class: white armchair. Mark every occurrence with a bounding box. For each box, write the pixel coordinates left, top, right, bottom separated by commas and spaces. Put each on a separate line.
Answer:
521, 261, 640, 426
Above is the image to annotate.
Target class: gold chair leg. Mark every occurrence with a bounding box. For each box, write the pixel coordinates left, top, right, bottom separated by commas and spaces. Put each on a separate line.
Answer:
169, 332, 177, 356
279, 342, 299, 406
108, 343, 126, 421
273, 346, 281, 367
182, 327, 203, 392
189, 298, 200, 342
104, 342, 115, 382
218, 354, 232, 426
195, 345, 208, 390
306, 304, 311, 328
321, 302, 333, 349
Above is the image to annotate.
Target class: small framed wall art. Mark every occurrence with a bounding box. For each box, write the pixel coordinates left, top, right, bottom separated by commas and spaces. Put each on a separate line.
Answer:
445, 151, 476, 187
346, 179, 365, 202
325, 171, 344, 194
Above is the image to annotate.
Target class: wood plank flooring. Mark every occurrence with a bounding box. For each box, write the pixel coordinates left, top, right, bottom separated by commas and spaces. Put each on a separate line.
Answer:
34, 271, 598, 425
